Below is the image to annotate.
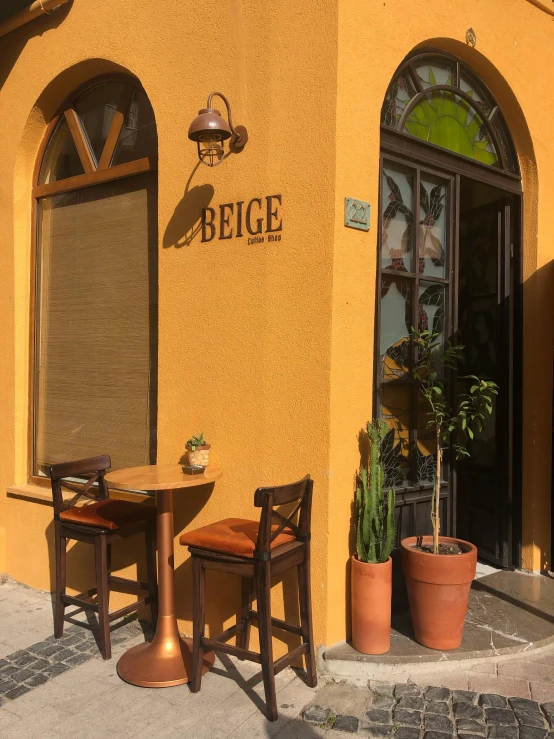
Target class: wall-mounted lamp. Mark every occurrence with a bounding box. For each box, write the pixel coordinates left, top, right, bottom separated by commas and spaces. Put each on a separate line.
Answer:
188, 92, 248, 167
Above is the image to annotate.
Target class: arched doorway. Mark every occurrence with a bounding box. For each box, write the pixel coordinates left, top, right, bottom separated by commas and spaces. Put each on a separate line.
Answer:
376, 51, 522, 568
31, 75, 158, 478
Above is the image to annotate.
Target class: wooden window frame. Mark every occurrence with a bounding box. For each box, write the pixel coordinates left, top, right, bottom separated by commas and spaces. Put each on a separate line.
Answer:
28, 74, 158, 485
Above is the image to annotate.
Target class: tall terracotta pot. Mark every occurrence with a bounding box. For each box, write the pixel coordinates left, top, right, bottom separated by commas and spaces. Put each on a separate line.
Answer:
351, 555, 392, 655
401, 536, 477, 650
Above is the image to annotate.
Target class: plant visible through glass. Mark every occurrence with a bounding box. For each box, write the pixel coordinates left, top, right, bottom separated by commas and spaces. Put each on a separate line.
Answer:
411, 328, 498, 555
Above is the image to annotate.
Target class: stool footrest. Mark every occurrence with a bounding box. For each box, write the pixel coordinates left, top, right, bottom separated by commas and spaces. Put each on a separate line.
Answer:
61, 593, 99, 611
109, 597, 151, 622
210, 622, 240, 644
108, 575, 149, 592
273, 643, 309, 675
201, 637, 262, 664
249, 610, 303, 637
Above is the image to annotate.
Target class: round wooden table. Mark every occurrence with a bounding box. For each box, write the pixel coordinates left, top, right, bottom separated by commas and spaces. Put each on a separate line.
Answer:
105, 463, 222, 688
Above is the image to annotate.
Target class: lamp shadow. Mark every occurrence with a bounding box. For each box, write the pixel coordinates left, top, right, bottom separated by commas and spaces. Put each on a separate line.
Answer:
163, 162, 214, 248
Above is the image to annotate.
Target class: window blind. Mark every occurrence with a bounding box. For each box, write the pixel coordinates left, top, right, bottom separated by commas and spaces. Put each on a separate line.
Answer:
35, 172, 157, 474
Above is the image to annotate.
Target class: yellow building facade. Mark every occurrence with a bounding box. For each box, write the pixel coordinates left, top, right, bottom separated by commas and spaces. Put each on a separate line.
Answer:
0, 0, 552, 654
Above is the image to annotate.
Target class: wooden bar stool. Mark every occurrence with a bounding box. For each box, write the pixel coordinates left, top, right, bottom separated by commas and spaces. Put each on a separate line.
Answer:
50, 455, 158, 660
180, 475, 316, 721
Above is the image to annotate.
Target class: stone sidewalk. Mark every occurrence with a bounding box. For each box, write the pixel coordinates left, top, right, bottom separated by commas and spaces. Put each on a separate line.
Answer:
4, 576, 554, 737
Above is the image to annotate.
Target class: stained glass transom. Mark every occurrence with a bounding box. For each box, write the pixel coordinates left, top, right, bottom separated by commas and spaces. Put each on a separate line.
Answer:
381, 53, 518, 174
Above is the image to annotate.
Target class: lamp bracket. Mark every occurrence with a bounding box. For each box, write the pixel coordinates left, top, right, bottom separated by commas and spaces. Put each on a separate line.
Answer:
207, 91, 248, 150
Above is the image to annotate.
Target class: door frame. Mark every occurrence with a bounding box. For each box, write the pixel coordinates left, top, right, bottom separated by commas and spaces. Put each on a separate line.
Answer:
377, 128, 523, 569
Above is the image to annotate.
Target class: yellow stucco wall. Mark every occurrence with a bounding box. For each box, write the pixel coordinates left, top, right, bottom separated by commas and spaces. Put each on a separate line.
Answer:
0, 0, 552, 655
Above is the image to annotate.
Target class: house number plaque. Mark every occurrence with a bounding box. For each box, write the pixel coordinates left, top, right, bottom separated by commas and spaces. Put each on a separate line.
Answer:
344, 197, 370, 231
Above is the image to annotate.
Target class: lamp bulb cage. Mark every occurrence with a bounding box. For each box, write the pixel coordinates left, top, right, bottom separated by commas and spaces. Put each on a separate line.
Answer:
197, 133, 226, 167
188, 93, 248, 166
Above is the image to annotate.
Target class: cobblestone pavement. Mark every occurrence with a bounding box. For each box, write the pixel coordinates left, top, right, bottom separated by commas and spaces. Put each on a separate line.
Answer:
6, 576, 554, 737
302, 682, 554, 737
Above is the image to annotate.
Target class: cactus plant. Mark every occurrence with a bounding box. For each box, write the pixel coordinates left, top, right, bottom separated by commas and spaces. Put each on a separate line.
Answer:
356, 420, 396, 564
186, 432, 208, 450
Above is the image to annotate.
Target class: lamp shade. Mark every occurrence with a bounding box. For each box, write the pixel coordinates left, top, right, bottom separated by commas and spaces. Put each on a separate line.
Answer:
188, 108, 232, 142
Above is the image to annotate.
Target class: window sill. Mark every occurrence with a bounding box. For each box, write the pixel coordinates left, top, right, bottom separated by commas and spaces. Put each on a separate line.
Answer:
7, 483, 53, 505
7, 483, 153, 506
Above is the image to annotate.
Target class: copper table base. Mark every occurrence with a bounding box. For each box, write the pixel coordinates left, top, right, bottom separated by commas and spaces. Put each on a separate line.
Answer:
117, 617, 214, 687
103, 467, 222, 689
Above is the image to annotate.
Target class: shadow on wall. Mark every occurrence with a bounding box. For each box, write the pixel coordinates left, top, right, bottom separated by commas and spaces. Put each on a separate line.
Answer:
0, 2, 72, 91
163, 162, 214, 248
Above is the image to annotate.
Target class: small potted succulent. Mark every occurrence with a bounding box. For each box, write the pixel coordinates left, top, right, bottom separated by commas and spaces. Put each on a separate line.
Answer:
352, 419, 396, 655
185, 433, 211, 467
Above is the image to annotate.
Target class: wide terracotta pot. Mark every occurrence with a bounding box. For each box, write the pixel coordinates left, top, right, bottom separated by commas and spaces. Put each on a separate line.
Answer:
351, 555, 392, 655
401, 536, 477, 650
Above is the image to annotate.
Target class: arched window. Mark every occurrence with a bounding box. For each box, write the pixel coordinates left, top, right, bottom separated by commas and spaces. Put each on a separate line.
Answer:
381, 52, 519, 174
32, 76, 158, 477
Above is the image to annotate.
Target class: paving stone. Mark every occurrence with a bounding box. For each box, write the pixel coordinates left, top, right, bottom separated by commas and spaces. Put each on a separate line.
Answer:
423, 732, 452, 739
425, 687, 451, 702
425, 701, 450, 715
453, 691, 478, 704
303, 704, 330, 724
456, 719, 486, 735
424, 713, 454, 733
393, 709, 422, 727
332, 715, 358, 732
9, 669, 35, 683
453, 703, 484, 720
531, 683, 554, 703
487, 726, 518, 739
458, 735, 485, 739
469, 674, 532, 699
511, 698, 544, 715
0, 665, 19, 678
4, 685, 31, 700
479, 694, 508, 709
543, 703, 554, 728
395, 684, 423, 698
59, 633, 89, 648
24, 673, 49, 688
52, 648, 78, 663
397, 696, 425, 711
517, 710, 548, 728
42, 663, 71, 678
364, 728, 393, 738
64, 653, 92, 667
5, 650, 30, 663
366, 709, 392, 724
371, 682, 395, 697
11, 653, 35, 667
31, 644, 64, 658
371, 694, 395, 710
26, 658, 50, 672
484, 707, 517, 725
519, 728, 548, 739
0, 679, 17, 695
395, 729, 420, 739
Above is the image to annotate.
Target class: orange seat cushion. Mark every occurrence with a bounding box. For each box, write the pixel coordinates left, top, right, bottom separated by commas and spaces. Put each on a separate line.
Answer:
59, 499, 156, 531
179, 517, 295, 557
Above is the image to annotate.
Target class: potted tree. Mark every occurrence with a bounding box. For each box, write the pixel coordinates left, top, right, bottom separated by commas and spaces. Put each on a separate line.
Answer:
401, 328, 498, 650
185, 432, 211, 467
352, 419, 396, 654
